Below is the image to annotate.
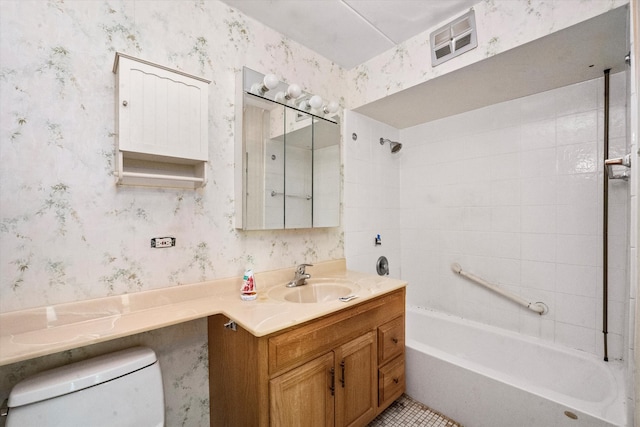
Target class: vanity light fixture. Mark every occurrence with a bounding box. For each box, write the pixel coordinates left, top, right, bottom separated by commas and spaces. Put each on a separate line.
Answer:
286, 84, 302, 100
309, 95, 323, 110
297, 98, 310, 111
241, 67, 339, 122
322, 100, 339, 115
299, 95, 323, 111
298, 96, 338, 114
274, 83, 302, 104
251, 73, 279, 95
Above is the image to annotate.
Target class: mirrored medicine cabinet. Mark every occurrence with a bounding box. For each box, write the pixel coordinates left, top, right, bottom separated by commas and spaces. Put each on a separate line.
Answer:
234, 67, 340, 230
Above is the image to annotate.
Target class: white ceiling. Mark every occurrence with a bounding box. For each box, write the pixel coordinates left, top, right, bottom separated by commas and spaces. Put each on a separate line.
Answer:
220, 0, 477, 69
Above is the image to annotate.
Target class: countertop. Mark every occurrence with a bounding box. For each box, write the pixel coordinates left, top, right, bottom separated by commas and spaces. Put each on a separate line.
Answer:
0, 259, 406, 366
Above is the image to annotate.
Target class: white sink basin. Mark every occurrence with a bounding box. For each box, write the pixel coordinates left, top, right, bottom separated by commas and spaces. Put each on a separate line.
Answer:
268, 278, 359, 303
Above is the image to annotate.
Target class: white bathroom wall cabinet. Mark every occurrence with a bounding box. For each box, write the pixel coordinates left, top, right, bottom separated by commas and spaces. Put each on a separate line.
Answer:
113, 53, 210, 189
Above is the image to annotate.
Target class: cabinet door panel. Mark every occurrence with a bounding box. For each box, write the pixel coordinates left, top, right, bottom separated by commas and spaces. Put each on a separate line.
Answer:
335, 332, 376, 427
117, 56, 208, 161
270, 352, 334, 427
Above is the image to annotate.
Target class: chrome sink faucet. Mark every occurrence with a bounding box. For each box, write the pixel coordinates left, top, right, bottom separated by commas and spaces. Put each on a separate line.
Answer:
286, 263, 313, 287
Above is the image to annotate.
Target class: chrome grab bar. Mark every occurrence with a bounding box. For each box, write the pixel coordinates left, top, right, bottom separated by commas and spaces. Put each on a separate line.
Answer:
451, 263, 548, 315
270, 190, 311, 200
605, 153, 631, 180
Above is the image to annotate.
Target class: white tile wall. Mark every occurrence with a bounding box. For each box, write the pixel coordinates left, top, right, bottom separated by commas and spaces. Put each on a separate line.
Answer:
343, 111, 401, 276
344, 73, 631, 359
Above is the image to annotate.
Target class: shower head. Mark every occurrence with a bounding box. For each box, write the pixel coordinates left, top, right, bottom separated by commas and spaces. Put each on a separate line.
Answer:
380, 137, 402, 153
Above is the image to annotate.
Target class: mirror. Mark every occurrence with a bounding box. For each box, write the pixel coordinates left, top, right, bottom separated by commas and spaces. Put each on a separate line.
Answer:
311, 117, 340, 227
235, 68, 340, 230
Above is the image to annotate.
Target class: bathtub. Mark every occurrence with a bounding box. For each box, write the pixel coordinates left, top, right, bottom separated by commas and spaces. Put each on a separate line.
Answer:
405, 307, 628, 427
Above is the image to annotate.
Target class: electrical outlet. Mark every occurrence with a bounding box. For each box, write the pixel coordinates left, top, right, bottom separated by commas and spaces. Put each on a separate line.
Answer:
151, 237, 175, 248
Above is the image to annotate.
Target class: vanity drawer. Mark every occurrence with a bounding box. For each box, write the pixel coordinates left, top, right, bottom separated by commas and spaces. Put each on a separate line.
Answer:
268, 289, 405, 376
378, 315, 404, 364
378, 355, 405, 407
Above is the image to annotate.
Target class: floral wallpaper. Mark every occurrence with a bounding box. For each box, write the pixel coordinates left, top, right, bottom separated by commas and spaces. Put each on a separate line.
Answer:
0, 0, 347, 314
0, 1, 345, 424
0, 0, 629, 425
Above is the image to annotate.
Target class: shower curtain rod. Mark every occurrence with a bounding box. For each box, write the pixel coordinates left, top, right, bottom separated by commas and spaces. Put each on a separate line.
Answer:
451, 263, 548, 315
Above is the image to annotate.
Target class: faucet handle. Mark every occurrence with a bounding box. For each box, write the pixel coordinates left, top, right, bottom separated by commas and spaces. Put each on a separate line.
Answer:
296, 263, 313, 274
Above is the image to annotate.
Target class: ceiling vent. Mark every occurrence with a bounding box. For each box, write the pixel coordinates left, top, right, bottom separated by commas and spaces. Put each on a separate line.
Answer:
430, 10, 477, 67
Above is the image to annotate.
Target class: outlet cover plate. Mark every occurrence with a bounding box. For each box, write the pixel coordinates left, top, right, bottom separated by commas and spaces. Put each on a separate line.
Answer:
151, 237, 176, 248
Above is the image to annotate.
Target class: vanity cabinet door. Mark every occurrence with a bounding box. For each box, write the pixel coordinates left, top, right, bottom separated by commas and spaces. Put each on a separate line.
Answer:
270, 352, 335, 427
335, 332, 376, 427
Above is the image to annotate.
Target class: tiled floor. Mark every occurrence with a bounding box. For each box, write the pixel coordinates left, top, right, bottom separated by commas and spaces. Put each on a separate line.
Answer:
368, 394, 462, 427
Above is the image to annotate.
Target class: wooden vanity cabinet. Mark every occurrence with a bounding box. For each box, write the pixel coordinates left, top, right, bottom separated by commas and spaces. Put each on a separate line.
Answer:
208, 288, 405, 427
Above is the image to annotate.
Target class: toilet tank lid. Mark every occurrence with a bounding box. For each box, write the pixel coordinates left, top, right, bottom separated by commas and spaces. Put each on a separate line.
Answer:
8, 347, 158, 408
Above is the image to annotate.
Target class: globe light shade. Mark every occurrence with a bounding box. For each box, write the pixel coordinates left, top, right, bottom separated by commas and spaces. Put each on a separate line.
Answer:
274, 92, 286, 103
298, 100, 310, 111
324, 100, 339, 114
286, 84, 302, 99
250, 83, 262, 95
262, 74, 280, 90
309, 95, 323, 109
263, 74, 279, 90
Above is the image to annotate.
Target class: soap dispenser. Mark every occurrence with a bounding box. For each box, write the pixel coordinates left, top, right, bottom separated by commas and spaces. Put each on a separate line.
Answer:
240, 269, 257, 300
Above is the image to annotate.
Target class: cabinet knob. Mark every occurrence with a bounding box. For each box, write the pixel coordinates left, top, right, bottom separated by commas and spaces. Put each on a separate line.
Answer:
393, 378, 399, 384
122, 100, 128, 107
391, 337, 398, 344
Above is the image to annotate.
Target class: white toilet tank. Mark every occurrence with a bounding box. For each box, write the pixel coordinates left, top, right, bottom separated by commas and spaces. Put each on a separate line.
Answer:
6, 347, 164, 427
